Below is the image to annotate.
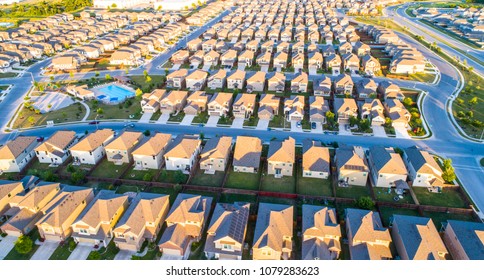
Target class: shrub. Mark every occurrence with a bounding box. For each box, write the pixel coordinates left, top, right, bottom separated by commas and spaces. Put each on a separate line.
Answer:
143, 173, 153, 182
355, 196, 375, 210
14, 235, 33, 255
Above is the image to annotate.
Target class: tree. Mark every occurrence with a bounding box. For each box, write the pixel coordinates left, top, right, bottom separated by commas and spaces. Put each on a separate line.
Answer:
143, 129, 151, 136
145, 76, 152, 83
359, 119, 370, 131
111, 3, 117, 8
143, 173, 153, 182
66, 164, 76, 173
125, 68, 129, 75
442, 159, 456, 183
97, 108, 104, 114
157, 5, 162, 11
105, 74, 111, 80
325, 111, 335, 123
355, 196, 375, 210
469, 97, 478, 106
174, 170, 186, 184
143, 70, 148, 77
14, 235, 33, 255
349, 116, 358, 127
28, 116, 35, 125
69, 71, 74, 79
403, 97, 413, 107
71, 170, 86, 184
95, 71, 100, 77
135, 88, 143, 98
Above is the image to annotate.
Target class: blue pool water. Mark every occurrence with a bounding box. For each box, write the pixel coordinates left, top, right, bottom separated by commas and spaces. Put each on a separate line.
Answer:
97, 85, 135, 102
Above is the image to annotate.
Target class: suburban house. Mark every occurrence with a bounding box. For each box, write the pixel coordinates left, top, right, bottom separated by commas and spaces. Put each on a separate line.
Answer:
204, 202, 250, 260
70, 129, 115, 165
0, 136, 38, 173
325, 53, 342, 75
258, 94, 280, 120
302, 205, 341, 260
367, 146, 408, 188
353, 41, 371, 57
360, 99, 385, 126
362, 55, 381, 73
335, 145, 369, 187
442, 220, 484, 260
207, 69, 227, 89
268, 72, 286, 92
34, 131, 77, 165
227, 70, 246, 90
309, 96, 330, 124
160, 90, 189, 114
238, 50, 255, 68
233, 93, 256, 119
267, 137, 295, 178
378, 81, 404, 101
355, 78, 378, 99
220, 49, 237, 67
105, 131, 144, 165
184, 91, 208, 115
164, 134, 201, 174
203, 50, 220, 67
140, 89, 165, 113
273, 52, 288, 69
71, 190, 129, 247
233, 136, 262, 173
246, 71, 266, 93
302, 140, 330, 179
333, 98, 358, 123
385, 99, 411, 128
185, 70, 208, 91
291, 72, 309, 93
284, 95, 305, 121
187, 38, 202, 51
314, 76, 332, 97
171, 50, 189, 64
166, 69, 188, 89
199, 136, 233, 174
345, 208, 393, 260
403, 146, 445, 188
113, 193, 170, 252
292, 52, 305, 71
391, 215, 448, 260
158, 194, 213, 260
1, 183, 61, 236
36, 186, 94, 242
308, 51, 324, 70
208, 92, 233, 117
252, 203, 293, 260
342, 53, 360, 72
333, 74, 354, 95
0, 180, 24, 217
132, 133, 172, 170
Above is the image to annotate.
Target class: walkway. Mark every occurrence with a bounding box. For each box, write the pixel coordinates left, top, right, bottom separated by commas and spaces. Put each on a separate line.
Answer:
79, 101, 90, 121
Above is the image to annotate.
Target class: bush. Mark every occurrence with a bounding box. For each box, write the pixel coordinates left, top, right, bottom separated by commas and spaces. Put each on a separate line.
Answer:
87, 251, 101, 260
69, 239, 77, 251
143, 173, 153, 182
14, 235, 33, 255
174, 170, 186, 184
70, 170, 86, 184
355, 196, 375, 210
66, 164, 76, 173
143, 130, 151, 136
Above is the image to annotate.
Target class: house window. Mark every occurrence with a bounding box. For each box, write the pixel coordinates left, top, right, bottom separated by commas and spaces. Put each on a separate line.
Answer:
79, 229, 88, 234
222, 244, 232, 250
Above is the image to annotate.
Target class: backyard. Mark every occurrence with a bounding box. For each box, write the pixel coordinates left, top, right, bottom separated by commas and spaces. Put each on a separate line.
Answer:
190, 169, 225, 187
90, 160, 129, 179
122, 166, 158, 182
158, 170, 188, 184
412, 187, 468, 208
260, 172, 296, 194
335, 185, 371, 199
225, 168, 261, 191
296, 168, 333, 197
374, 188, 415, 204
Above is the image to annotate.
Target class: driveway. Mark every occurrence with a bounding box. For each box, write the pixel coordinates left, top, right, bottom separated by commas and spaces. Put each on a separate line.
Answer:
311, 122, 323, 133
308, 67, 317, 75
372, 125, 387, 138
237, 63, 246, 70
231, 118, 244, 128
157, 112, 170, 124
139, 112, 153, 123
202, 64, 211, 71
205, 115, 220, 127
171, 64, 181, 70
394, 126, 411, 139
114, 249, 135, 260
256, 119, 269, 130
0, 235, 17, 260
261, 66, 269, 72
290, 120, 303, 132
180, 114, 195, 126
338, 124, 352, 135
31, 241, 59, 260
67, 244, 92, 260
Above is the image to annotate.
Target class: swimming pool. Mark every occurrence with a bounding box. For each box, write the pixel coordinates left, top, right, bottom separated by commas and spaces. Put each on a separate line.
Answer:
96, 84, 135, 103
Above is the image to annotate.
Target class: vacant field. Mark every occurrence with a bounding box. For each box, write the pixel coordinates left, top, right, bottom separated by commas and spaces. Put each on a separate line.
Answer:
86, 100, 142, 120
13, 102, 86, 129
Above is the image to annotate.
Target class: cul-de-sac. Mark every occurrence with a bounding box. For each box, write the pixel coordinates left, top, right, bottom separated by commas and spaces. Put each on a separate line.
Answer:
0, 0, 483, 261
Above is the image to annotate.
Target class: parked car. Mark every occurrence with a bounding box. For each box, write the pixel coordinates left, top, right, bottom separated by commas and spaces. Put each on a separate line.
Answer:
36, 137, 44, 142
88, 121, 100, 125
311, 122, 316, 129
296, 121, 301, 128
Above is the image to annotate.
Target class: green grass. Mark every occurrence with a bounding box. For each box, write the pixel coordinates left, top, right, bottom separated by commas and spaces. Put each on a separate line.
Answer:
217, 115, 234, 125
418, 18, 482, 50
423, 211, 477, 230
225, 168, 261, 191
4, 229, 40, 260
268, 114, 290, 129
335, 185, 370, 199
374, 188, 415, 204
158, 170, 188, 184
90, 160, 129, 179
86, 100, 142, 120
49, 238, 74, 260
129, 75, 165, 93
409, 72, 436, 83
481, 158, 484, 167
0, 72, 18, 78
0, 85, 10, 90
192, 111, 209, 123
25, 159, 54, 175
190, 170, 225, 187
260, 173, 296, 194
13, 102, 86, 129
412, 187, 468, 208
122, 166, 158, 181
182, 189, 216, 198
378, 206, 420, 227
148, 187, 178, 205
258, 196, 296, 207
115, 185, 144, 194
87, 241, 119, 260
243, 115, 258, 126
82, 181, 115, 191
168, 112, 185, 122
296, 168, 333, 197
219, 193, 257, 204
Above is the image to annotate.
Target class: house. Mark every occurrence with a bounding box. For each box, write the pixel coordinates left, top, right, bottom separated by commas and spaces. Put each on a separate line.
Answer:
233, 93, 256, 119
355, 78, 378, 99
273, 52, 288, 69
335, 145, 370, 187
360, 99, 385, 126
256, 51, 271, 67
258, 94, 280, 120
314, 76, 332, 97
0, 180, 24, 217
353, 41, 371, 57
51, 56, 79, 71
132, 133, 172, 171
184, 91, 208, 115
378, 81, 404, 101
70, 129, 114, 165
0, 136, 37, 173
199, 136, 232, 174
204, 202, 250, 260
227, 70, 246, 90
238, 50, 255, 68
267, 137, 295, 178
160, 90, 189, 114
367, 146, 408, 188
164, 134, 201, 174
403, 146, 445, 188
362, 55, 381, 73
187, 38, 202, 52
71, 190, 129, 247
171, 50, 189, 64
35, 131, 77, 165
105, 131, 143, 165
203, 50, 220, 67
302, 140, 330, 179
189, 50, 204, 66
185, 70, 208, 91
267, 72, 286, 93
166, 69, 188, 89
207, 70, 226, 89
442, 220, 484, 260
342, 53, 360, 72
113, 193, 170, 252
385, 99, 411, 128
158, 193, 212, 260
246, 71, 266, 93
220, 49, 237, 68
302, 205, 341, 260
36, 186, 94, 242
284, 95, 305, 122
309, 96, 330, 124
333, 74, 354, 95
325, 53, 342, 75
252, 203, 293, 260
233, 136, 262, 173
339, 42, 353, 55
1, 183, 61, 236
140, 89, 165, 113
345, 208, 392, 260
291, 72, 308, 93
334, 98, 358, 123
291, 52, 305, 71
202, 39, 217, 52
308, 52, 323, 69
208, 92, 233, 117
391, 215, 448, 260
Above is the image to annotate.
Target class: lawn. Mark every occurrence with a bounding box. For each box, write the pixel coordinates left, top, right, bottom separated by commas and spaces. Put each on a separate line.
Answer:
297, 168, 333, 197
122, 166, 158, 182
219, 193, 257, 204
0, 72, 18, 78
335, 185, 370, 199
423, 211, 477, 230
192, 111, 209, 123
258, 196, 296, 208
408, 72, 436, 83
268, 114, 290, 129
168, 112, 185, 122
13, 102, 86, 129
217, 115, 234, 126
243, 115, 258, 127
129, 75, 165, 93
182, 189, 217, 198
115, 185, 144, 194
158, 170, 188, 184
190, 169, 225, 187
4, 229, 41, 260
86, 100, 142, 120
148, 187, 178, 205
374, 188, 415, 204
412, 187, 468, 208
378, 206, 420, 227
25, 159, 54, 176
260, 173, 296, 194
90, 160, 129, 179
87, 241, 119, 260
225, 168, 261, 191
49, 238, 74, 260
